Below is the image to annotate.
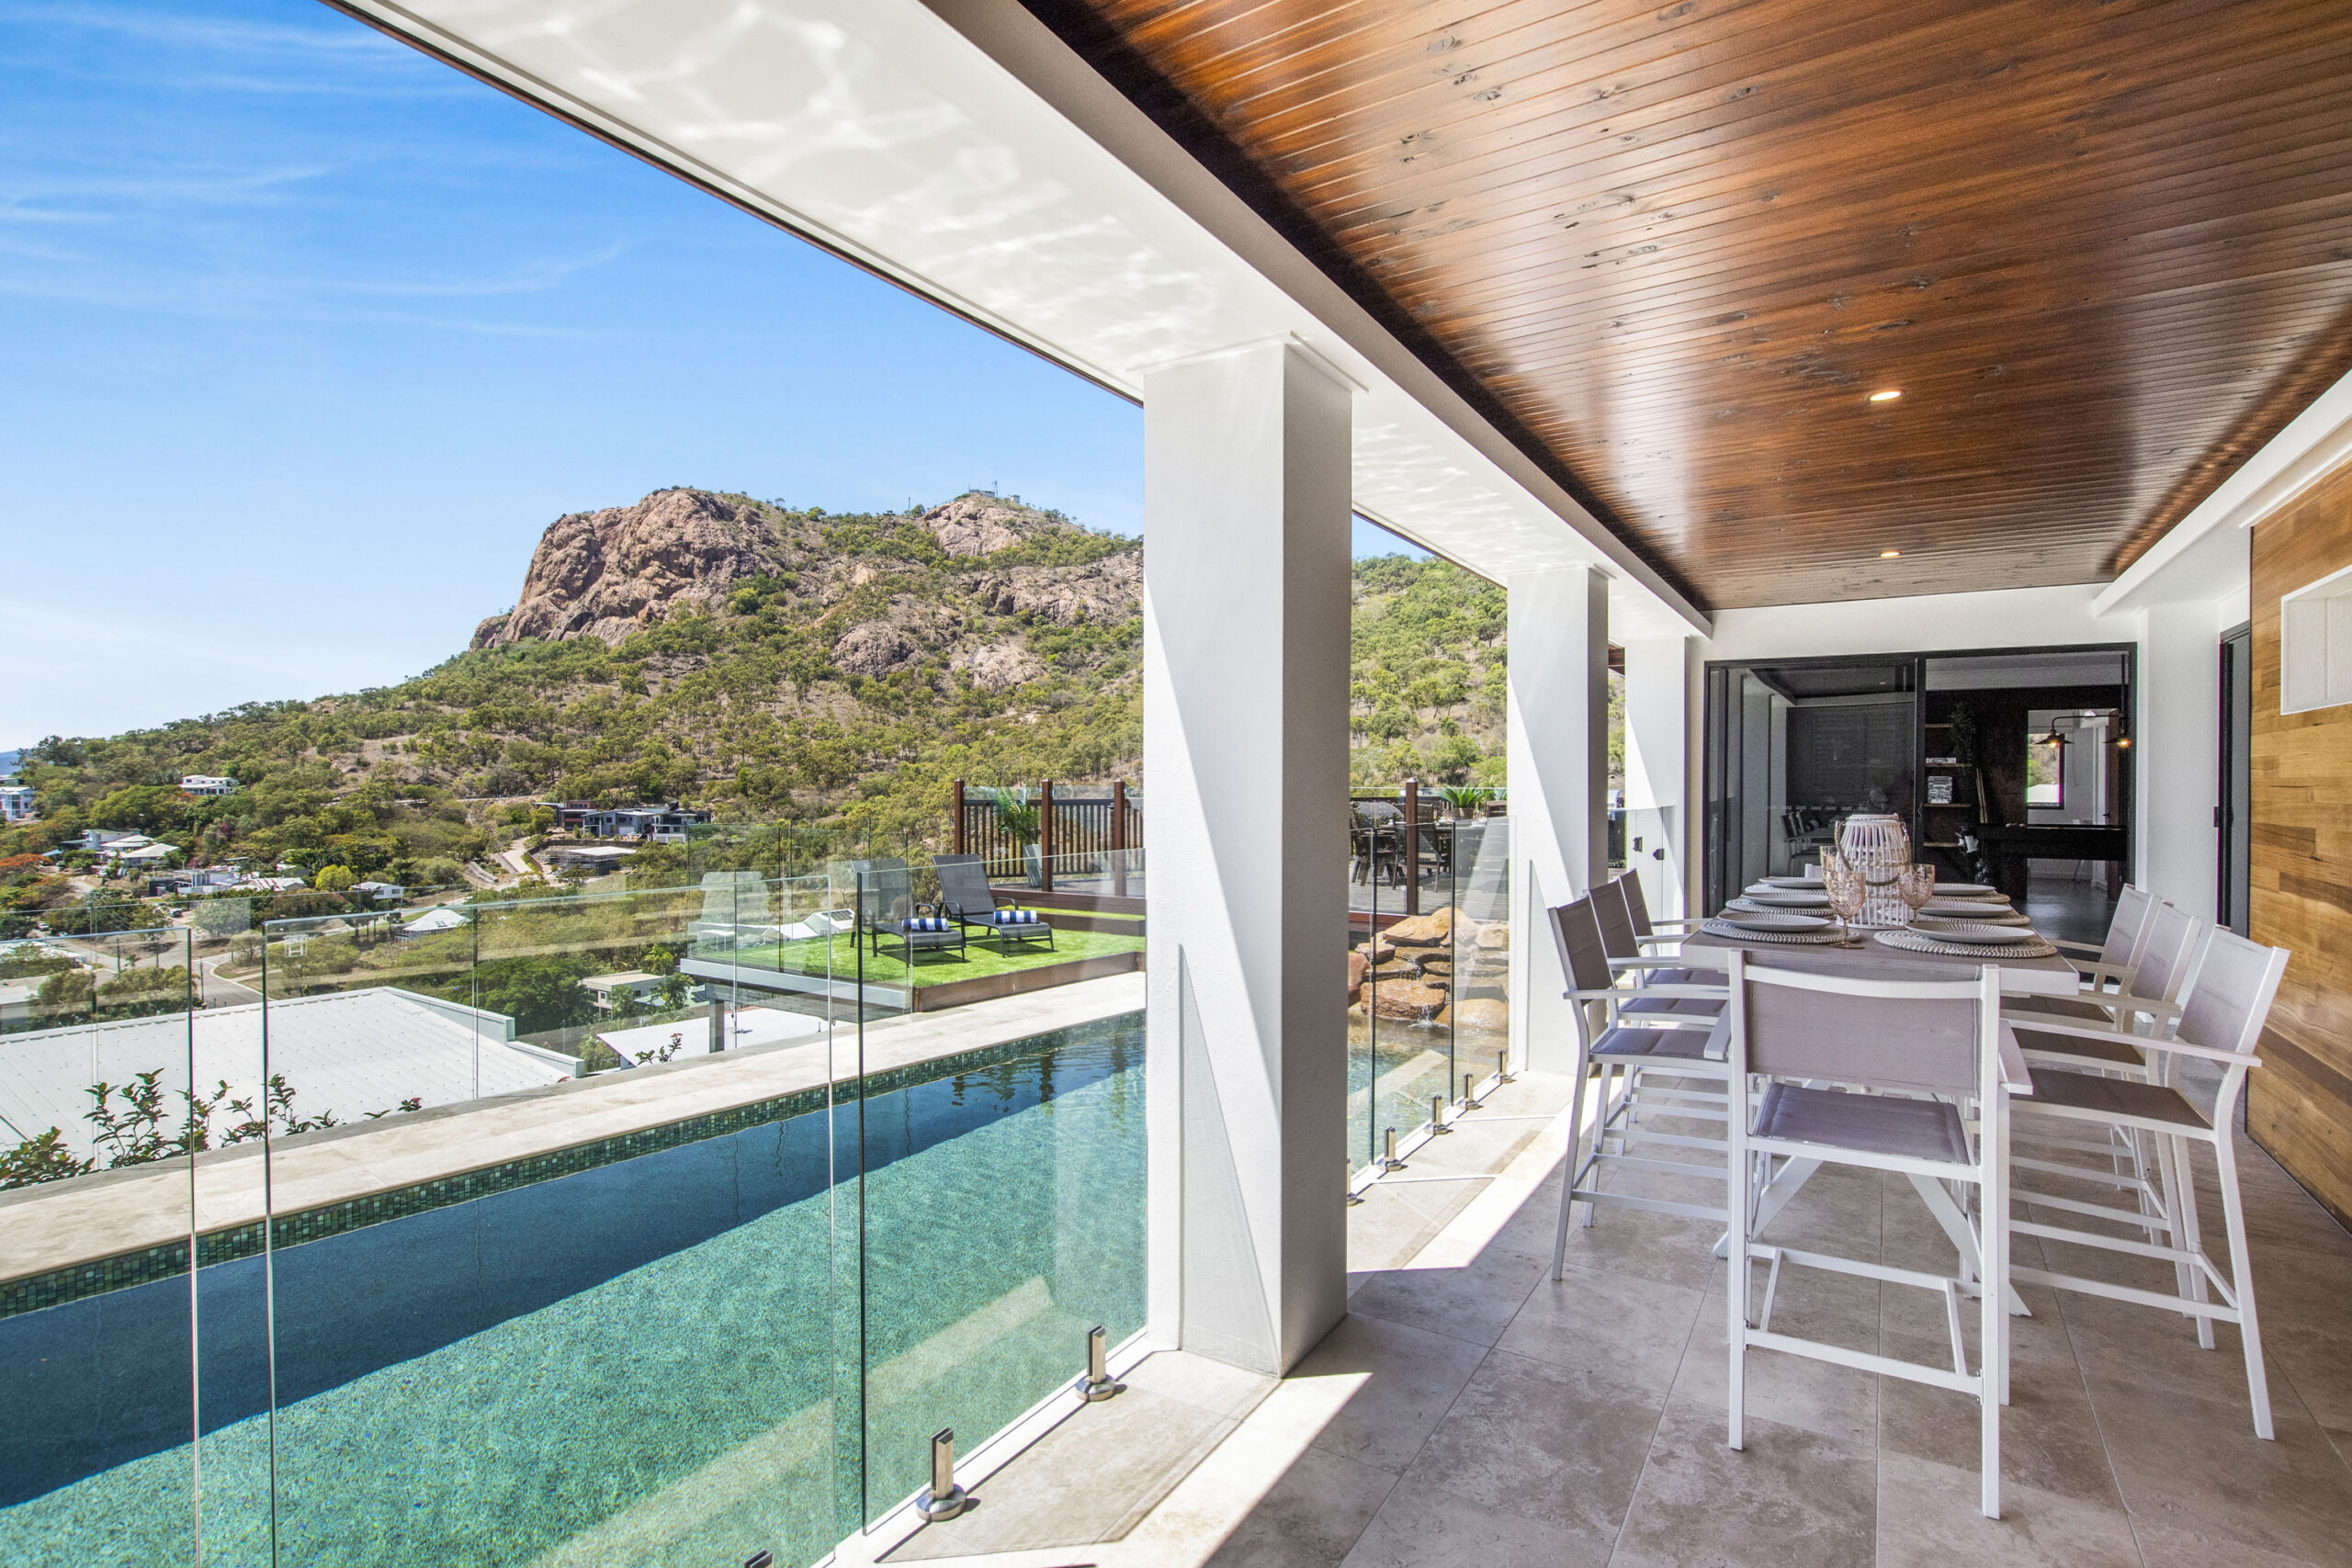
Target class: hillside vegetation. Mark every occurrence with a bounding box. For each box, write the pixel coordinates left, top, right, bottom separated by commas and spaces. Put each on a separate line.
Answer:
1, 488, 1510, 913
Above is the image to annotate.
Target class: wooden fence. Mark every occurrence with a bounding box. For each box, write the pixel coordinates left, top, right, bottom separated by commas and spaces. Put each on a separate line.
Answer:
951, 780, 1141, 891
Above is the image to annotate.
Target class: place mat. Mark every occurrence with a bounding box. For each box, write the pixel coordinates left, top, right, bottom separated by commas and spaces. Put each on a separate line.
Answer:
1702, 919, 1853, 945
1726, 896, 1831, 913
1874, 927, 2059, 960
1914, 908, 2033, 927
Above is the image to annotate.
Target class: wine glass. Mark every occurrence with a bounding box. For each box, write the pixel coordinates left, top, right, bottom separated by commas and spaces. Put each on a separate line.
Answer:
1897, 863, 1938, 925
1821, 854, 1866, 945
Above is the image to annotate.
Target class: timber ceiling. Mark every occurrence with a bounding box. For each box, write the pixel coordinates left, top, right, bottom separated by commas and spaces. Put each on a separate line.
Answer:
1038, 0, 2352, 609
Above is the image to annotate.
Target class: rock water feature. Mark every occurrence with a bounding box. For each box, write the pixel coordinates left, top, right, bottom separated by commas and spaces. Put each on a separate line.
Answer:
1344, 904, 1510, 1167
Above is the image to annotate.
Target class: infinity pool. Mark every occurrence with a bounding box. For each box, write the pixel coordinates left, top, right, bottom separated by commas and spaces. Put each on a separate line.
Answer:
0, 1015, 1145, 1568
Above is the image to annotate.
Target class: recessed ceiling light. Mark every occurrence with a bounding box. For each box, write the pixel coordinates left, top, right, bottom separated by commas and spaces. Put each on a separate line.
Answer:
1869, 389, 1903, 402
1881, 549, 1901, 558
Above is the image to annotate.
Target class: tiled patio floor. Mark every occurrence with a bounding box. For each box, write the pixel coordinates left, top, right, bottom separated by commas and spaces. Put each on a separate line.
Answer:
891, 1061, 2352, 1568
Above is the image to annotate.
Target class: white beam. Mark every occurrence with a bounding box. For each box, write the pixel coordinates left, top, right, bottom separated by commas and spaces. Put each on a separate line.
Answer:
1623, 637, 1692, 920
1142, 339, 1351, 1374
1506, 567, 1608, 1075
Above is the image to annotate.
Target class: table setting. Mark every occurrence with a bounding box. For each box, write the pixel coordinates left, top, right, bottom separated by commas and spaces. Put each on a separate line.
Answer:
1698, 814, 2063, 964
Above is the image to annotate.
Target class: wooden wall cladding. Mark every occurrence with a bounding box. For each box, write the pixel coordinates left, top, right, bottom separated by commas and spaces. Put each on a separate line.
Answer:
2249, 457, 2352, 1232
1056, 0, 2352, 610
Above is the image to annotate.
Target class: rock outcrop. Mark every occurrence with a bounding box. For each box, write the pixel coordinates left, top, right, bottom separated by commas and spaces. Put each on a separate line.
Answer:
469, 490, 1142, 693
477, 490, 787, 649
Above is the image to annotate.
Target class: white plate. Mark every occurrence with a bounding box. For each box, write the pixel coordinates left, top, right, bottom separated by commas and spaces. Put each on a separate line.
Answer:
1933, 883, 1998, 897
1919, 898, 2007, 917
1914, 922, 2041, 944
1762, 875, 1826, 889
1744, 889, 1830, 907
1717, 909, 1830, 931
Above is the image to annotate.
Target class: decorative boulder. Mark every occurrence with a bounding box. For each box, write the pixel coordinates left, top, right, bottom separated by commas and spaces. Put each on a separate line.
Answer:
1382, 908, 1454, 946
1369, 980, 1448, 1021
1443, 998, 1510, 1034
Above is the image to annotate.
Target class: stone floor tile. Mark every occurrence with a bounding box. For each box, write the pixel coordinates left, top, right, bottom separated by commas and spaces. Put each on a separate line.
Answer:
2059, 1287, 2286, 1413
1122, 1349, 1279, 1422
1495, 1263, 1703, 1398
1292, 1313, 1489, 1476
1346, 1245, 1547, 1348
1876, 1329, 2120, 1507
1339, 1470, 1596, 1568
1201, 1445, 1395, 1568
1673, 1304, 1880, 1449
2131, 1517, 2342, 1568
888, 1384, 1234, 1559
1552, 1206, 1732, 1293
1608, 1399, 1876, 1568
2085, 1371, 2352, 1563
1401, 1347, 1663, 1552
1873, 1449, 2141, 1568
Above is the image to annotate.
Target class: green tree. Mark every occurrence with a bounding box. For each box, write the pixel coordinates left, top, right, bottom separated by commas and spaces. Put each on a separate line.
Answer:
313, 865, 356, 893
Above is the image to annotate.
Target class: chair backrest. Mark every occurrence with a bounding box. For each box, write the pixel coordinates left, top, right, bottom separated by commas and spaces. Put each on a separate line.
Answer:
931, 852, 997, 913
2127, 898, 2203, 1007
1616, 872, 1655, 939
1546, 897, 1615, 995
846, 858, 912, 927
1732, 953, 1996, 1097
1591, 883, 1641, 961
2102, 883, 2157, 971
2174, 927, 2290, 1060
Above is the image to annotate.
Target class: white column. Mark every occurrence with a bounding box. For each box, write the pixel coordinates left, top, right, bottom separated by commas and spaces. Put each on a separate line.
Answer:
1142, 339, 1353, 1375
2139, 602, 2222, 917
1505, 567, 1609, 1075
1623, 636, 1692, 920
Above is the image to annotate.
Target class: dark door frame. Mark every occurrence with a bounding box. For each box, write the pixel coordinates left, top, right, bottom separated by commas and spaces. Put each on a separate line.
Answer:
2218, 621, 2254, 936
1702, 641, 2138, 916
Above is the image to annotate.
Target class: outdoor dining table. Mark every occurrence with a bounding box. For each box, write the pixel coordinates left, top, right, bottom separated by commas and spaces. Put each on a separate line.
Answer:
1676, 924, 2050, 1308
1679, 927, 2080, 996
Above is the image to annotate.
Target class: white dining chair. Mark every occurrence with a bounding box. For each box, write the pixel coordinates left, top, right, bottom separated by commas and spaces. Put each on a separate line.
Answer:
1723, 950, 2018, 1519
2004, 926, 2291, 1437
2011, 886, 2181, 1032
1547, 897, 1732, 1277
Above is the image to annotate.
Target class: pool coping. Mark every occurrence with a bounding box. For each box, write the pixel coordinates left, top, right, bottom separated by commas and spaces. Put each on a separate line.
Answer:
0, 974, 1145, 1319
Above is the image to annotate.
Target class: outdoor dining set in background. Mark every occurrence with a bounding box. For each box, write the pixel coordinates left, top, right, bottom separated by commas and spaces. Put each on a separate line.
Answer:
1544, 814, 2293, 1520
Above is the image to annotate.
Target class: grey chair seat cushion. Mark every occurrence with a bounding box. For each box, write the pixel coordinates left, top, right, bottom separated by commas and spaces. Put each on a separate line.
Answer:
1595, 1025, 1718, 1062
2020, 1067, 2209, 1130
2016, 996, 2120, 1023
2012, 1025, 2144, 1069
1751, 1083, 1970, 1164
1623, 994, 1724, 1019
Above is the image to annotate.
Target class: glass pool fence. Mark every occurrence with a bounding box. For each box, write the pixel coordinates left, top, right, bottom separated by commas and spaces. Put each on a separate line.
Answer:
0, 865, 1145, 1568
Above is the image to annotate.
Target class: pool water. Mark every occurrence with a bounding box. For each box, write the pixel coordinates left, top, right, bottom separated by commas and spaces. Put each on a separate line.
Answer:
0, 1016, 1145, 1568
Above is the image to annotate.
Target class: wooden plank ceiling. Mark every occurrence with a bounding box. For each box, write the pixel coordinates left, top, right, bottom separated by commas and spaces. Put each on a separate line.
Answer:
1040, 0, 2352, 609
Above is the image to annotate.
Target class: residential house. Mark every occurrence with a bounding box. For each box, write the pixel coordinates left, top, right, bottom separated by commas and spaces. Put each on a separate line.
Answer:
0, 785, 35, 823
178, 775, 238, 796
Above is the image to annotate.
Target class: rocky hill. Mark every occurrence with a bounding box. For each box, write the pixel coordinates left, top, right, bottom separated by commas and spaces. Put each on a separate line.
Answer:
2, 487, 1509, 896
470, 489, 1140, 694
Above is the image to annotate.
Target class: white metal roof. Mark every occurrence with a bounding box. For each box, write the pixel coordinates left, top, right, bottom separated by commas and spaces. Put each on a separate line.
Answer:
0, 987, 571, 1160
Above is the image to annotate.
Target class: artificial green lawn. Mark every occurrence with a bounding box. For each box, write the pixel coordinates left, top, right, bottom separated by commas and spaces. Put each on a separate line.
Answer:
730, 927, 1144, 987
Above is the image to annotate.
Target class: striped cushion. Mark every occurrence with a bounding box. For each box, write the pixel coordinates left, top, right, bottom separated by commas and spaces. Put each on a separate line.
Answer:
900, 917, 951, 932
992, 908, 1044, 926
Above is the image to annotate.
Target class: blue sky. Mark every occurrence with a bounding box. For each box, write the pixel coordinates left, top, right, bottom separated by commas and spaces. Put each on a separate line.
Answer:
0, 0, 1419, 745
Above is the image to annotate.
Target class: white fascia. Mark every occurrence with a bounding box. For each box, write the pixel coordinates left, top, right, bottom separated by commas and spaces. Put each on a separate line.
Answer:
332, 0, 1708, 639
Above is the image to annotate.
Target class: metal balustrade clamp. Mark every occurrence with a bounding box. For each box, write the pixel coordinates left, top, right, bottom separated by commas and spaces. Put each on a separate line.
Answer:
915, 1428, 970, 1522
1382, 1127, 1406, 1171
1430, 1093, 1452, 1133
1079, 1324, 1125, 1402
1497, 1048, 1513, 1084
1345, 1157, 1365, 1206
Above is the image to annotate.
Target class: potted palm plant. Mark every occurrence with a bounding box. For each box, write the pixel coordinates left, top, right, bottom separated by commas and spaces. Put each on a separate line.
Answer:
985, 785, 1044, 887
